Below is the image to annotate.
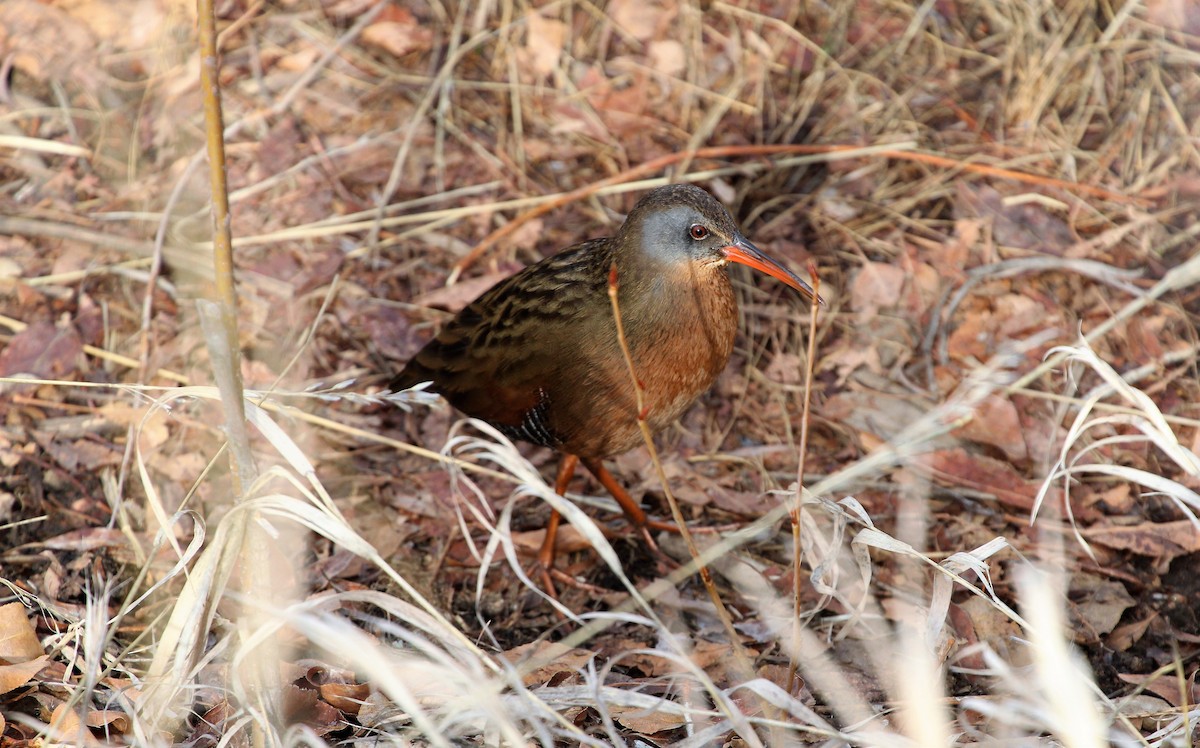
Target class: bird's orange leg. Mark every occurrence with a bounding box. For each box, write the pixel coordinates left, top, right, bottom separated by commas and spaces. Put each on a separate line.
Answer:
536, 453, 579, 596
579, 457, 645, 525
580, 456, 671, 560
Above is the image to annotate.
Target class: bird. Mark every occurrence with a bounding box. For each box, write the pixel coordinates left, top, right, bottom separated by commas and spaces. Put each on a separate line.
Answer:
391, 183, 820, 590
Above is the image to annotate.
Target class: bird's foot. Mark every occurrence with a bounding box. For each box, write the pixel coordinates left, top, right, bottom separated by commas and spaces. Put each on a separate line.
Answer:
636, 523, 680, 574
522, 558, 608, 599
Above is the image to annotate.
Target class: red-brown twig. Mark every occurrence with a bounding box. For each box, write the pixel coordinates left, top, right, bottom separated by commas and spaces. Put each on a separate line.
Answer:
452, 144, 1140, 280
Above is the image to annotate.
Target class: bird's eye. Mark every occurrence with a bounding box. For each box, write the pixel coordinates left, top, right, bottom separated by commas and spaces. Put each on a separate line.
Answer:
689, 224, 710, 240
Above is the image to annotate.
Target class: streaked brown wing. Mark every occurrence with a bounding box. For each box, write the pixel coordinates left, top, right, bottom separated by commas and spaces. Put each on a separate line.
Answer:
390, 238, 614, 448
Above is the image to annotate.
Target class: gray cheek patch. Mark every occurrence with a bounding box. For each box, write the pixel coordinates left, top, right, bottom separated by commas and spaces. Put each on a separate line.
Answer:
637, 206, 702, 261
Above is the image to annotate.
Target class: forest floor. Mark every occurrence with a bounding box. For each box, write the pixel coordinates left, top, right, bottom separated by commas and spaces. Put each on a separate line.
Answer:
0, 0, 1198, 745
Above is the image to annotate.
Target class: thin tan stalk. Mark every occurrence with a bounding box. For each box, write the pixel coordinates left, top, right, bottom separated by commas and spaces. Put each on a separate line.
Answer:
606, 261, 771, 745
787, 265, 822, 693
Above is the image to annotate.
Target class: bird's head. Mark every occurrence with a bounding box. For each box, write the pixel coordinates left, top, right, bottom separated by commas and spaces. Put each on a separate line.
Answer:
617, 184, 821, 304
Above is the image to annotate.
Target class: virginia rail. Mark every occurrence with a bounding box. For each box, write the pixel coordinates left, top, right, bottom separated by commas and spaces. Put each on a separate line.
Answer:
392, 184, 819, 587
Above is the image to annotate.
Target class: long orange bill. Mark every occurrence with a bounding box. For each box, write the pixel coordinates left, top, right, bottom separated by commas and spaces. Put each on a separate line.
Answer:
723, 235, 824, 305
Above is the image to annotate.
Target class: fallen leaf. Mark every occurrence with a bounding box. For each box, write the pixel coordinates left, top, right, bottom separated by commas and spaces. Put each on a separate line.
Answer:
512, 524, 591, 557
1117, 671, 1200, 708
100, 402, 169, 451
1068, 573, 1135, 643
320, 682, 370, 715
0, 321, 83, 380
1084, 520, 1200, 567
822, 390, 954, 449
823, 342, 882, 385
1124, 314, 1167, 365
49, 702, 83, 741
1144, 0, 1200, 37
849, 261, 904, 318
85, 709, 130, 733
945, 307, 994, 361
954, 183, 1074, 255
0, 1, 100, 87
952, 394, 1028, 461
902, 257, 941, 319
648, 39, 684, 77
933, 218, 983, 279
920, 448, 1058, 512
0, 655, 48, 694
0, 602, 44, 663
609, 704, 686, 734
525, 13, 567, 77
994, 293, 1053, 338
361, 10, 432, 58
1108, 611, 1156, 651
949, 596, 1030, 673
32, 432, 122, 472
282, 683, 343, 735
500, 641, 594, 688
1113, 693, 1177, 731
762, 352, 804, 385
707, 488, 778, 518
609, 0, 661, 40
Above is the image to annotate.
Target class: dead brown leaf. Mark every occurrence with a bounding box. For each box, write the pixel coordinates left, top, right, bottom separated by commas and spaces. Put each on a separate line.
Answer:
32, 431, 122, 472
648, 40, 685, 77
512, 524, 591, 558
1084, 520, 1200, 567
525, 13, 567, 78
282, 683, 344, 735
320, 682, 370, 715
100, 402, 169, 451
762, 352, 804, 385
995, 294, 1053, 338
1117, 671, 1200, 708
0, 321, 83, 380
945, 306, 994, 361
49, 702, 89, 746
361, 9, 432, 59
609, 0, 663, 40
0, 602, 44, 663
898, 250, 941, 320
1068, 573, 1136, 643
1144, 0, 1200, 35
0, 655, 48, 695
415, 272, 508, 312
1107, 611, 1157, 651
822, 390, 952, 450
954, 183, 1074, 255
500, 641, 594, 688
951, 394, 1028, 461
84, 708, 130, 733
849, 261, 904, 319
0, 1, 100, 86
706, 487, 778, 518
949, 596, 1030, 673
609, 703, 687, 735
920, 448, 1056, 512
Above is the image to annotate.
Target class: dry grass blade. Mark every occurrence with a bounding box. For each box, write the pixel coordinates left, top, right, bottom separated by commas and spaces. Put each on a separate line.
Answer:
787, 266, 821, 693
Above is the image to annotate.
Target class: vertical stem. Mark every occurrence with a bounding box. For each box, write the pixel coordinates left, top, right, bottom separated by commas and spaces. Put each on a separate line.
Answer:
196, 4, 275, 743
197, 0, 254, 490
787, 264, 821, 693
608, 262, 770, 745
